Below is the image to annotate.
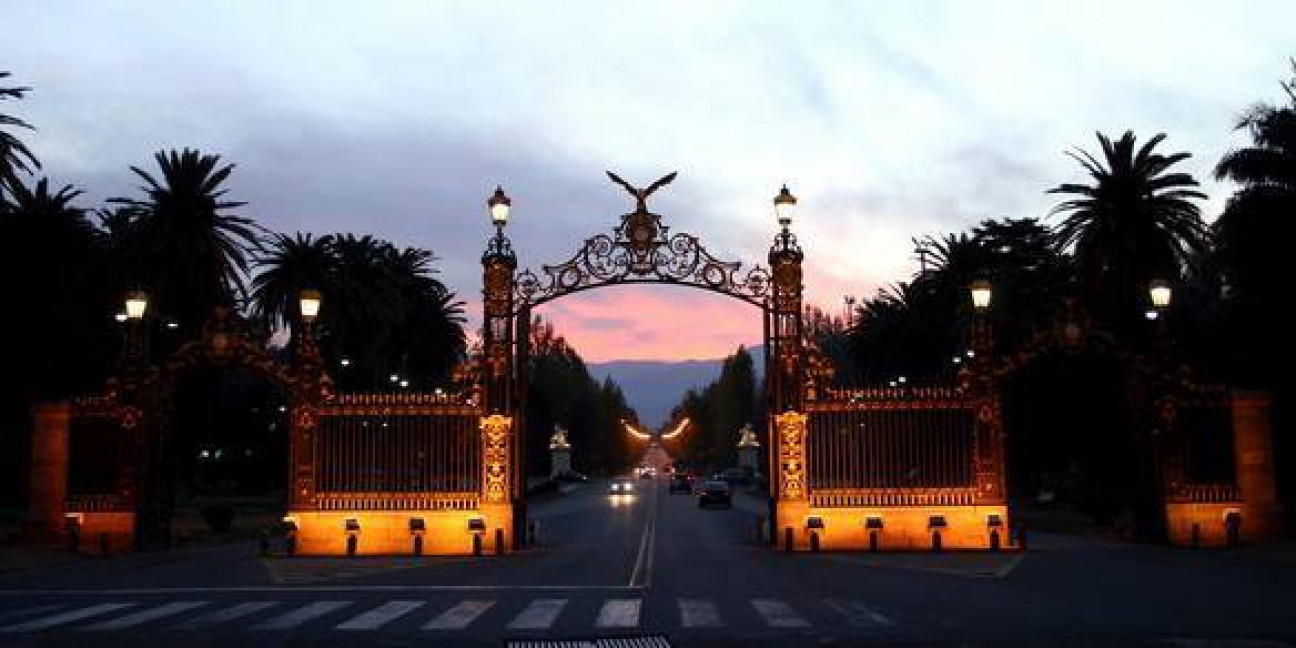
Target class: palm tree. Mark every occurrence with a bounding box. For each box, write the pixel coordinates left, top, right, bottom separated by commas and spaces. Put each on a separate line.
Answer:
1048, 131, 1209, 332
110, 148, 261, 333
1, 178, 114, 393
249, 232, 338, 331
1212, 64, 1296, 385
0, 72, 40, 199
251, 232, 466, 389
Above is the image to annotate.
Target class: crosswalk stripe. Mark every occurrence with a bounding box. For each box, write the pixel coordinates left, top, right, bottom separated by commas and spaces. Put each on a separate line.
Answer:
507, 598, 567, 630
335, 600, 424, 630
174, 601, 281, 629
424, 600, 495, 630
751, 599, 810, 628
677, 598, 721, 628
0, 603, 137, 633
253, 601, 352, 630
0, 605, 63, 623
82, 601, 209, 630
823, 598, 891, 628
594, 599, 641, 628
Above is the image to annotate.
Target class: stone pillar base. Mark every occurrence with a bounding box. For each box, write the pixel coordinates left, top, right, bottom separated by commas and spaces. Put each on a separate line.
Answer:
778, 502, 1011, 551
286, 506, 514, 556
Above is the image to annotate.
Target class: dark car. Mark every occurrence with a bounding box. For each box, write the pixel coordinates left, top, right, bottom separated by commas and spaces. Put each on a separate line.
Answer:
669, 473, 693, 494
697, 480, 732, 508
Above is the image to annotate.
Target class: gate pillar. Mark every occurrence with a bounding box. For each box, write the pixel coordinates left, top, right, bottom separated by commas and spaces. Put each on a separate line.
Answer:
1232, 390, 1282, 540
22, 401, 71, 544
773, 411, 809, 549
480, 413, 515, 549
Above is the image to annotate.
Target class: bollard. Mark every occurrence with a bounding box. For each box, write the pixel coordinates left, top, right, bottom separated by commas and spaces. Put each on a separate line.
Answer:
1016, 525, 1029, 551
67, 527, 80, 554
346, 534, 358, 557
1225, 513, 1242, 548
809, 531, 820, 553
990, 528, 1001, 552
869, 531, 880, 552
495, 528, 505, 556
413, 534, 424, 557
259, 530, 270, 557
1190, 523, 1201, 550
527, 520, 537, 548
99, 532, 109, 557
472, 533, 483, 557
784, 527, 794, 553
931, 530, 942, 553
285, 534, 297, 557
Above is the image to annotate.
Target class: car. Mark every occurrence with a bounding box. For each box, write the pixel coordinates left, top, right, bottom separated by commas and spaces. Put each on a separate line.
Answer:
555, 470, 588, 483
608, 478, 636, 495
696, 480, 732, 508
669, 473, 693, 494
639, 469, 655, 479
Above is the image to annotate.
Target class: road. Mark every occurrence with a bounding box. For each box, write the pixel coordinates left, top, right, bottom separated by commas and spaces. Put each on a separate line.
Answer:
1, 478, 1295, 646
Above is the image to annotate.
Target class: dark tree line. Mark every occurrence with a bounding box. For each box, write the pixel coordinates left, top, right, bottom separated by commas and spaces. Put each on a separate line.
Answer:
667, 346, 760, 474
522, 317, 639, 479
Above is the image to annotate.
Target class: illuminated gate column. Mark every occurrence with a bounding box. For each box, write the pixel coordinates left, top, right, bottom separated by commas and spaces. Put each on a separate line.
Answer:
767, 186, 808, 547
480, 187, 518, 550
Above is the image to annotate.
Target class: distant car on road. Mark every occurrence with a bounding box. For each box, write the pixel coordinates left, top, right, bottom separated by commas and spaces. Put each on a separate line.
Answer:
697, 480, 732, 508
608, 478, 635, 495
555, 470, 588, 483
669, 473, 693, 494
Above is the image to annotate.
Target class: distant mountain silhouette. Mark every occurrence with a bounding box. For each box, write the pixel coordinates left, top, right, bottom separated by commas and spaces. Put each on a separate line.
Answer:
590, 346, 765, 428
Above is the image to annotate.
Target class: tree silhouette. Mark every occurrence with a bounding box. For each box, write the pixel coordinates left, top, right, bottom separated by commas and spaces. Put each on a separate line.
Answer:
0, 72, 40, 199
1213, 61, 1296, 385
110, 148, 261, 335
1048, 131, 1208, 336
251, 232, 466, 390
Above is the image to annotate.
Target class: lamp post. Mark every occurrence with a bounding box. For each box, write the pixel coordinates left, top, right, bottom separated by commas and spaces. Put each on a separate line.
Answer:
481, 184, 522, 548
120, 291, 149, 368
969, 280, 993, 359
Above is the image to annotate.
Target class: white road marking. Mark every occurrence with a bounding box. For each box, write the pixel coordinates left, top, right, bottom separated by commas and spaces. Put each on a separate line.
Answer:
253, 600, 351, 630
823, 598, 891, 627
507, 598, 567, 629
677, 598, 722, 628
335, 600, 424, 630
751, 599, 810, 628
629, 481, 660, 587
423, 599, 495, 630
594, 599, 641, 628
0, 584, 636, 596
81, 601, 208, 630
0, 603, 136, 633
0, 605, 62, 623
173, 601, 280, 629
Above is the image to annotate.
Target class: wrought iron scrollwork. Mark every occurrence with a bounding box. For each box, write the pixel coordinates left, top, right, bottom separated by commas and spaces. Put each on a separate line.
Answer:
513, 207, 772, 309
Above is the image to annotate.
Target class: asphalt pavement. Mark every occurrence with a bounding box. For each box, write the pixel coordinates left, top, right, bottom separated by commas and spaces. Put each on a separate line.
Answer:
1, 478, 1294, 646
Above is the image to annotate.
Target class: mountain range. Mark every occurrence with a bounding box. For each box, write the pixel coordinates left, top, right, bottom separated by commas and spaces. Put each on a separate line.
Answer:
589, 346, 765, 428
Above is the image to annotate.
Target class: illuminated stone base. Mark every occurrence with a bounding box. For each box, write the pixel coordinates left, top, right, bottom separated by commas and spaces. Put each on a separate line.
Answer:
1165, 501, 1243, 547
64, 511, 136, 554
776, 502, 1012, 551
286, 505, 514, 556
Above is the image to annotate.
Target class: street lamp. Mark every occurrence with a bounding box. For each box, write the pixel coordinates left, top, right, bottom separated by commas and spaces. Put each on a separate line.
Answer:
773, 184, 797, 229
1149, 279, 1172, 311
488, 185, 511, 228
124, 291, 149, 320
969, 280, 993, 311
299, 289, 322, 321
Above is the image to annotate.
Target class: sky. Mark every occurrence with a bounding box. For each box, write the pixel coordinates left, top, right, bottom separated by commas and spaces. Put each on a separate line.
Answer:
6, 1, 1294, 362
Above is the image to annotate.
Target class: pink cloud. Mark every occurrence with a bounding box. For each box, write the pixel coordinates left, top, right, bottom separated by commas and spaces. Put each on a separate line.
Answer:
535, 285, 763, 362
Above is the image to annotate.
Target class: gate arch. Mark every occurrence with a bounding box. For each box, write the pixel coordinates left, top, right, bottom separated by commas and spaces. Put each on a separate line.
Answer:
479, 172, 806, 545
